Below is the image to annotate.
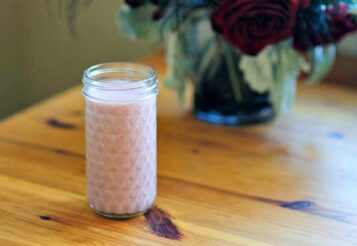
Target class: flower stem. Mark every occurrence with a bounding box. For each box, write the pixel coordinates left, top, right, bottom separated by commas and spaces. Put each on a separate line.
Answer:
222, 42, 243, 102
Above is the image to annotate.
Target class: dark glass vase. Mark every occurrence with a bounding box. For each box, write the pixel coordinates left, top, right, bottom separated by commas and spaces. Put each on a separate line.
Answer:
193, 59, 275, 126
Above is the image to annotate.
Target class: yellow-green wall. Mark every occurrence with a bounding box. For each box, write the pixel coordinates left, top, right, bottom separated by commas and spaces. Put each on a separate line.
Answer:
0, 0, 153, 119
338, 34, 357, 57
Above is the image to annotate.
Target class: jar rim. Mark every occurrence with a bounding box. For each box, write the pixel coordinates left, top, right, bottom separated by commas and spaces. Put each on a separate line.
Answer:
82, 62, 158, 102
82, 62, 157, 90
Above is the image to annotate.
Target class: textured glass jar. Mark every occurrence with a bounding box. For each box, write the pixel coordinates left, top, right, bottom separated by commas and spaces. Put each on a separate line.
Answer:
82, 62, 158, 219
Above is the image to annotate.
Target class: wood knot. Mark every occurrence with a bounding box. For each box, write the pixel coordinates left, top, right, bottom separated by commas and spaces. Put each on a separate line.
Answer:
327, 131, 345, 140
47, 119, 75, 129
144, 206, 182, 240
39, 215, 51, 220
281, 201, 313, 210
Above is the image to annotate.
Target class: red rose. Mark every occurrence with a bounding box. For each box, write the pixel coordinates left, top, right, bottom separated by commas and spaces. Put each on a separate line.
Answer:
125, 0, 147, 8
301, 0, 311, 9
293, 3, 357, 51
211, 0, 301, 55
327, 3, 357, 43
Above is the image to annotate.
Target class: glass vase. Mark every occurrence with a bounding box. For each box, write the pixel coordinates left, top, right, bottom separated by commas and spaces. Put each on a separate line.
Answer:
193, 52, 275, 126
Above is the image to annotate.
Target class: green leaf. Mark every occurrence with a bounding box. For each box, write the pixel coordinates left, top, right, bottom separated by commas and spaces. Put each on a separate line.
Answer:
164, 32, 191, 101
240, 42, 305, 113
192, 20, 221, 85
239, 47, 275, 93
270, 45, 299, 113
222, 42, 243, 101
307, 45, 336, 84
195, 38, 220, 84
117, 4, 160, 40
164, 13, 217, 99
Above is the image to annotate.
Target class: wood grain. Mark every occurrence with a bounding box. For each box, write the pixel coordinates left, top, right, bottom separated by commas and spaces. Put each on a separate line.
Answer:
0, 53, 356, 245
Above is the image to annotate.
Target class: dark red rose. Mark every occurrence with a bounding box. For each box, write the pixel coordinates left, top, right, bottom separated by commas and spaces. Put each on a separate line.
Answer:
294, 3, 357, 51
125, 0, 147, 8
150, 0, 161, 5
152, 8, 164, 21
211, 0, 301, 55
327, 3, 357, 43
301, 0, 311, 9
125, 0, 162, 7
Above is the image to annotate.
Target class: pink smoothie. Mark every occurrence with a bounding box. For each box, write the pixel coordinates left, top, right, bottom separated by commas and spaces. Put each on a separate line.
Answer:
85, 96, 157, 216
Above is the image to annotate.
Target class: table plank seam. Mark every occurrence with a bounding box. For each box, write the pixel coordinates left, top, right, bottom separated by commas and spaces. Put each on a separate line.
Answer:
159, 175, 357, 226
0, 136, 84, 159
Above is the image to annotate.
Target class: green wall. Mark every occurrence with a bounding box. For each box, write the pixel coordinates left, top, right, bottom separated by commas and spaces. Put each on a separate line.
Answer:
338, 34, 357, 57
0, 0, 153, 119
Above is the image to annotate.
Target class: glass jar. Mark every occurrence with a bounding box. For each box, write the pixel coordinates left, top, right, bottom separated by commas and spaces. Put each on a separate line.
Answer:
82, 62, 158, 219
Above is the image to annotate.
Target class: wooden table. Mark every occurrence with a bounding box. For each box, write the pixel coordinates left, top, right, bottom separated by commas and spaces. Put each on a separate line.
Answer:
0, 54, 356, 245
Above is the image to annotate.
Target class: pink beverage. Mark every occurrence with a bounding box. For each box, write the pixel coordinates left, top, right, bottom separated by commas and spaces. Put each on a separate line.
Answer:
82, 63, 158, 219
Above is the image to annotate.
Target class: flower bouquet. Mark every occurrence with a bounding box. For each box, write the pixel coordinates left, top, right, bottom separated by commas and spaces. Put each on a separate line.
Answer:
118, 0, 357, 125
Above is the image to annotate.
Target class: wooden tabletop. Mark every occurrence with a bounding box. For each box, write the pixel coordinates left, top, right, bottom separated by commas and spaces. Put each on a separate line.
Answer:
0, 54, 357, 245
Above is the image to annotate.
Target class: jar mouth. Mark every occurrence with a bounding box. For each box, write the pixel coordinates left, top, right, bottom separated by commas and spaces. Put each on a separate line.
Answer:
82, 62, 158, 102
82, 62, 157, 90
